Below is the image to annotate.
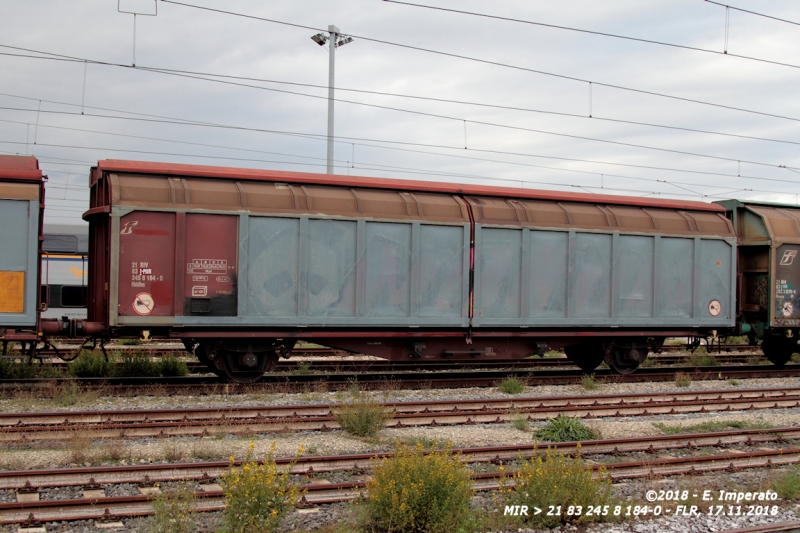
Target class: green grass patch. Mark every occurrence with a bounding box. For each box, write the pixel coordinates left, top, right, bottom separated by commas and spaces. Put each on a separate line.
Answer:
158, 353, 189, 377
510, 412, 530, 431
674, 372, 691, 387
654, 420, 773, 435
115, 351, 162, 377
69, 351, 114, 377
498, 376, 526, 394
293, 361, 312, 375
0, 359, 68, 379
333, 390, 392, 438
396, 436, 439, 449
688, 353, 718, 366
116, 338, 142, 346
772, 467, 800, 500
535, 414, 597, 442
581, 374, 597, 390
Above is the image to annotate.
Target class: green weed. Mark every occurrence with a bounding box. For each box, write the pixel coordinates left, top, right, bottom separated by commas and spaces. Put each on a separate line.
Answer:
363, 443, 473, 533
654, 420, 773, 435
534, 415, 597, 442
220, 442, 302, 533
115, 351, 160, 377
69, 350, 113, 378
688, 353, 718, 366
674, 372, 691, 387
149, 482, 197, 533
293, 361, 312, 375
498, 376, 526, 394
772, 467, 800, 500
158, 354, 189, 377
501, 446, 613, 528
333, 391, 392, 438
581, 374, 597, 390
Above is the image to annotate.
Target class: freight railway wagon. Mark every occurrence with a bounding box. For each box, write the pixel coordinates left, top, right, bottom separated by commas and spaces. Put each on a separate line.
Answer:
78, 160, 742, 382
717, 200, 800, 365
0, 156, 43, 352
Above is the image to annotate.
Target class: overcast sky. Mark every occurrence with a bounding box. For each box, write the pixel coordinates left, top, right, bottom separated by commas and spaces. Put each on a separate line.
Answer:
2, 0, 800, 225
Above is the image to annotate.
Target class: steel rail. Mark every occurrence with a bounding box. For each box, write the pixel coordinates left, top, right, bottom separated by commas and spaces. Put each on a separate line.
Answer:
2, 445, 800, 524
21, 353, 767, 373
2, 387, 800, 441
0, 426, 799, 491
719, 522, 800, 533
1, 364, 799, 395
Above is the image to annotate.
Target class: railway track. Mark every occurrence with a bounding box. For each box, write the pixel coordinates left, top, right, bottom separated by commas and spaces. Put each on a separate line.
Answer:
8, 342, 766, 373
2, 386, 800, 441
19, 352, 770, 374
721, 522, 800, 533
0, 364, 798, 395
1, 427, 799, 524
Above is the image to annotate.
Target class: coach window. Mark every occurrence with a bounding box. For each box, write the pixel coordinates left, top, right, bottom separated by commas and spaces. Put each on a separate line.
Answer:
42, 235, 78, 254
60, 286, 88, 307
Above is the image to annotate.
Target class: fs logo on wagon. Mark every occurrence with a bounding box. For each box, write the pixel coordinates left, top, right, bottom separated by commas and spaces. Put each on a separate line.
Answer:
780, 249, 798, 266
121, 221, 139, 235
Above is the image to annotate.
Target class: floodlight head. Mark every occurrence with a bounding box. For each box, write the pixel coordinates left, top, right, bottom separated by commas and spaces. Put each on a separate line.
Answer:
311, 33, 328, 46
335, 36, 353, 47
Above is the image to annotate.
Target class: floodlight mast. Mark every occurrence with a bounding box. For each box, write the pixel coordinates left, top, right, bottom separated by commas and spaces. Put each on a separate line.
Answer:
311, 25, 352, 174
327, 25, 338, 174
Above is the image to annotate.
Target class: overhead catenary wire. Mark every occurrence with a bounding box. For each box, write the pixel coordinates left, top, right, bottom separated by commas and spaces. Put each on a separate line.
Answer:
2, 116, 796, 194
0, 49, 798, 173
1, 137, 792, 199
0, 4, 794, 210
705, 0, 800, 27
154, 1, 800, 125
383, 0, 800, 70
2, 101, 799, 188
0, 104, 800, 184
4, 52, 800, 150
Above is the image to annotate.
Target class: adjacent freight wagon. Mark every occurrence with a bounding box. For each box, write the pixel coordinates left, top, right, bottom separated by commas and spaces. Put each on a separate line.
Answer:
717, 200, 800, 365
83, 160, 738, 381
0, 156, 43, 351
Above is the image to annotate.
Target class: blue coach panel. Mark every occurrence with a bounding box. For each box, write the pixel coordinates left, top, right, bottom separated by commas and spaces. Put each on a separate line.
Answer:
244, 216, 470, 326
469, 196, 736, 328
0, 156, 42, 329
308, 219, 357, 318
247, 217, 300, 318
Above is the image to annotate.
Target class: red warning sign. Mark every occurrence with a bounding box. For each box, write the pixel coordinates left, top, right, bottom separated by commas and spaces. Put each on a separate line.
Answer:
133, 293, 155, 315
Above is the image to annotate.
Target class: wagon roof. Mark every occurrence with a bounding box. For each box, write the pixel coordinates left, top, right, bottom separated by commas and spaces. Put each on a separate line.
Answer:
0, 155, 43, 180
96, 159, 724, 212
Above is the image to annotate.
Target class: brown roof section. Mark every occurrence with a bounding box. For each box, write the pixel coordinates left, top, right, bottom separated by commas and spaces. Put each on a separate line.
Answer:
0, 155, 42, 181
95, 159, 725, 213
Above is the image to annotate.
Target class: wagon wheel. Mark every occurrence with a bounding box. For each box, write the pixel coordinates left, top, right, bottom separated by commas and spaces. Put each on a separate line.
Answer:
564, 341, 605, 373
761, 336, 796, 367
603, 342, 646, 375
195, 342, 226, 378
219, 347, 277, 384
